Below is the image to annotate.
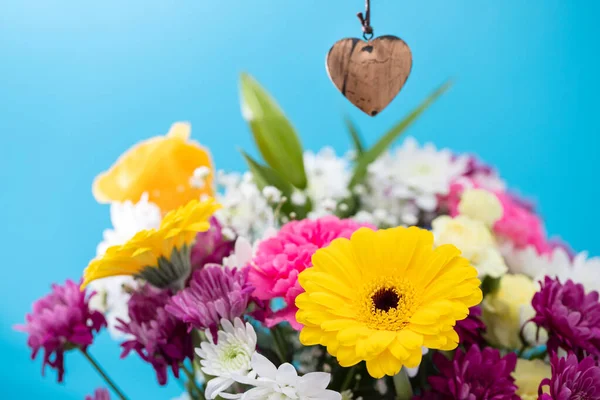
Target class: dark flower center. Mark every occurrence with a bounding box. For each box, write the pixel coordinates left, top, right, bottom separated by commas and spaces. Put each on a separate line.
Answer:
372, 288, 400, 312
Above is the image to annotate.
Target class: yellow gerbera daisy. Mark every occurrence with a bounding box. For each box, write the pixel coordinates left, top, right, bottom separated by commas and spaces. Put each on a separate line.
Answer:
295, 226, 482, 379
92, 122, 215, 213
82, 198, 221, 290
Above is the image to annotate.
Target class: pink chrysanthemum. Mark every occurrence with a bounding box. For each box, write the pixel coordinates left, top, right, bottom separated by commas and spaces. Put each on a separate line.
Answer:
15, 280, 106, 382
530, 277, 600, 358
117, 285, 193, 385
539, 354, 600, 400
455, 305, 486, 348
494, 192, 552, 254
249, 216, 372, 329
190, 217, 235, 271
166, 265, 253, 333
417, 345, 519, 400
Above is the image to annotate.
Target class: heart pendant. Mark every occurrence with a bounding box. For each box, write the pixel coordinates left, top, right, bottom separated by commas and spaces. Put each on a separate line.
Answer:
326, 35, 412, 116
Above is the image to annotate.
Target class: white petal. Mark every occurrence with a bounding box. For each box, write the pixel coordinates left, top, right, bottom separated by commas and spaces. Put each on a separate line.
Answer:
312, 390, 342, 400
205, 377, 234, 400
275, 363, 298, 387
251, 353, 277, 379
221, 318, 235, 334
298, 372, 330, 393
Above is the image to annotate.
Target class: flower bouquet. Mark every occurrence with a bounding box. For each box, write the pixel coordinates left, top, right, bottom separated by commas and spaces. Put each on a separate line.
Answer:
17, 74, 600, 399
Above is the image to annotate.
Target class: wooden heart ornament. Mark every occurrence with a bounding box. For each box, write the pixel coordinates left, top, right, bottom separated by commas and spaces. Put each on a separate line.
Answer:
326, 36, 412, 116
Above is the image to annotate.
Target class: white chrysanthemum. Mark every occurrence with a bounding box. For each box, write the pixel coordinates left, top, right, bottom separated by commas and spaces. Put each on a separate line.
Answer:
304, 148, 351, 218
304, 147, 351, 203
88, 193, 162, 338
363, 137, 469, 225
196, 318, 258, 400
504, 245, 600, 294
224, 353, 341, 400
432, 215, 508, 278
215, 171, 276, 242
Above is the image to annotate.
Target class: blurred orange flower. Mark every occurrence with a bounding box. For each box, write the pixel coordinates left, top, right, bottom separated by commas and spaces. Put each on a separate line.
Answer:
92, 122, 214, 213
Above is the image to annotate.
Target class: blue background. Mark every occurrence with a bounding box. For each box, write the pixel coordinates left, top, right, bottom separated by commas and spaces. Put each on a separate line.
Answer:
1, 0, 598, 398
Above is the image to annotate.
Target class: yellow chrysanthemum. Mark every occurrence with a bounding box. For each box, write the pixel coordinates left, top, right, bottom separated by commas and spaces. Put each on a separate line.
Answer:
295, 226, 482, 379
92, 122, 214, 213
513, 359, 551, 400
82, 198, 221, 290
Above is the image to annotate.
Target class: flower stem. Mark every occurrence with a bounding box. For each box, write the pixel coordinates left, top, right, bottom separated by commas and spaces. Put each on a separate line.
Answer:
340, 365, 357, 392
181, 363, 205, 400
80, 349, 129, 400
270, 326, 289, 364
393, 369, 413, 400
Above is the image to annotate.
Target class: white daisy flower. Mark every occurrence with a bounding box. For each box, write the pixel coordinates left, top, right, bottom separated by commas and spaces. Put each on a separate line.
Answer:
196, 318, 258, 400
504, 245, 600, 294
89, 193, 161, 338
304, 147, 351, 202
215, 171, 276, 242
363, 137, 469, 224
224, 353, 341, 400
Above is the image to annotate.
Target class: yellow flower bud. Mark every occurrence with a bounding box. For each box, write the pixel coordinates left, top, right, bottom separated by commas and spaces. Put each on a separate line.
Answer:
482, 274, 537, 349
513, 359, 551, 400
432, 215, 507, 278
458, 188, 503, 227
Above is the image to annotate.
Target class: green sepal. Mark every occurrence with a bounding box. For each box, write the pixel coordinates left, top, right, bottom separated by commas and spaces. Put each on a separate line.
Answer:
239, 73, 307, 189
348, 80, 453, 188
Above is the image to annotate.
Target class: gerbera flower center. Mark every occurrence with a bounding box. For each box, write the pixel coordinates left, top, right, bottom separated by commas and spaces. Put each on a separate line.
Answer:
372, 288, 400, 312
357, 277, 419, 331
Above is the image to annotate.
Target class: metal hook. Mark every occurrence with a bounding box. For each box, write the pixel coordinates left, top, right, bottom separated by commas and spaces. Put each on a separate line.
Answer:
357, 0, 374, 40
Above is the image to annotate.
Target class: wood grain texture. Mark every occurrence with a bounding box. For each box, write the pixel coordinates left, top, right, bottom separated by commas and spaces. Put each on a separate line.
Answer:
326, 36, 412, 116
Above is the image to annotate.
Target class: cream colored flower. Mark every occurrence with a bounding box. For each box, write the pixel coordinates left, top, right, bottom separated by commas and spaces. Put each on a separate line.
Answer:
432, 215, 507, 278
513, 359, 551, 400
458, 188, 503, 227
482, 274, 537, 349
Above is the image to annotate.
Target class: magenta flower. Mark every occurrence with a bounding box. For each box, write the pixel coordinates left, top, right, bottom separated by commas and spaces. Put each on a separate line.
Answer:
165, 265, 253, 333
539, 354, 600, 399
190, 217, 235, 271
116, 285, 193, 385
249, 216, 373, 329
455, 305, 486, 348
15, 280, 106, 382
85, 388, 110, 400
531, 277, 600, 358
417, 345, 519, 400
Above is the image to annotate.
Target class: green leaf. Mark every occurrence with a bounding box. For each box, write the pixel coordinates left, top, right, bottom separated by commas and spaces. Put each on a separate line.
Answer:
240, 73, 307, 189
348, 80, 453, 188
240, 151, 293, 194
345, 116, 365, 155
241, 151, 312, 220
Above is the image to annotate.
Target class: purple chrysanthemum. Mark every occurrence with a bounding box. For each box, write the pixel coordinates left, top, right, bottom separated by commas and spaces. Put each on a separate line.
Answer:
165, 265, 253, 333
531, 276, 600, 358
190, 217, 235, 271
417, 345, 519, 400
539, 354, 600, 399
116, 285, 193, 385
85, 388, 110, 400
15, 280, 106, 382
455, 305, 486, 348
